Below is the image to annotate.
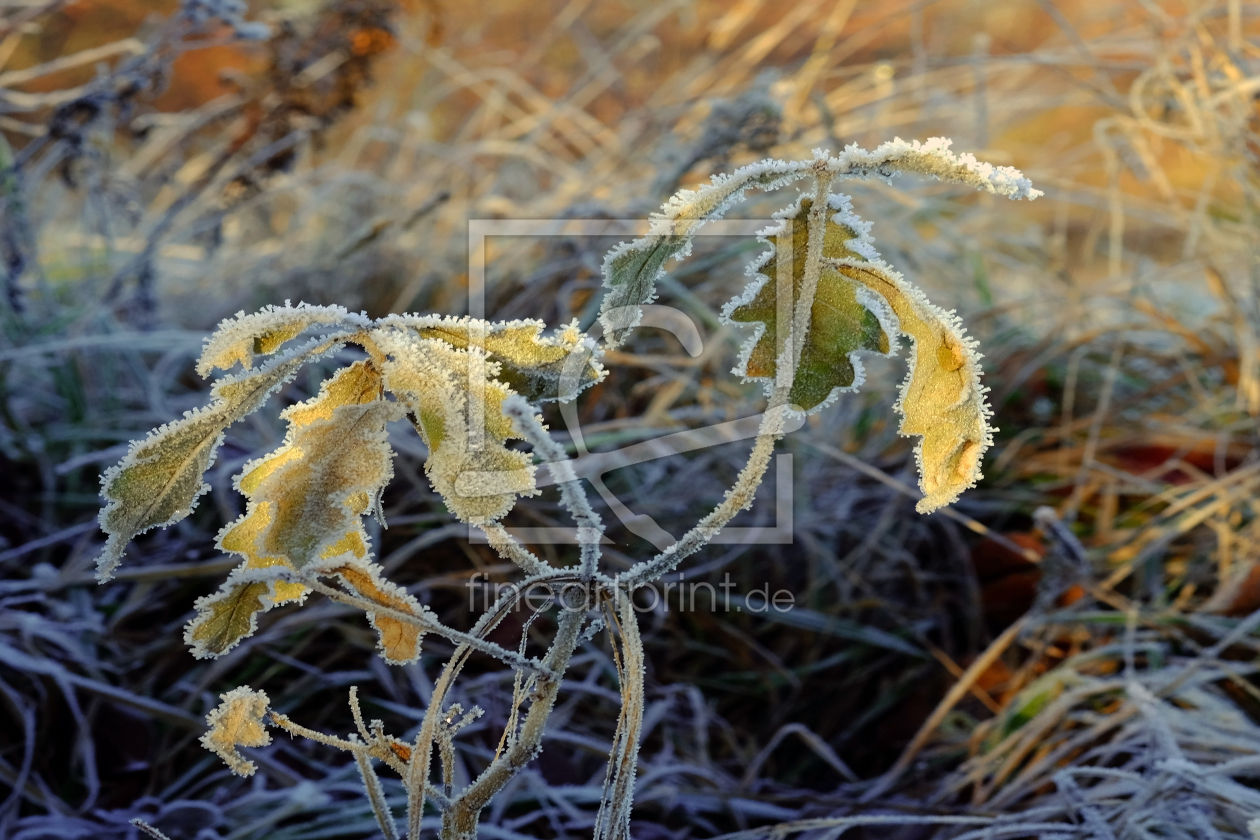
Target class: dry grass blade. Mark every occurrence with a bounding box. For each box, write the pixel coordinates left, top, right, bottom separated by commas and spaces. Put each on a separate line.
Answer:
862, 615, 1030, 802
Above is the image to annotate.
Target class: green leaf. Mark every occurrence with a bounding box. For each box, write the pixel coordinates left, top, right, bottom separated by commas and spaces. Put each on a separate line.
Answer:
599, 160, 809, 346
983, 670, 1082, 750
600, 236, 690, 343
723, 197, 891, 412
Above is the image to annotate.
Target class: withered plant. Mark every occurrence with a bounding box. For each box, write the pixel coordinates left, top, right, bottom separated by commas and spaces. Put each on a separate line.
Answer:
94, 140, 1038, 840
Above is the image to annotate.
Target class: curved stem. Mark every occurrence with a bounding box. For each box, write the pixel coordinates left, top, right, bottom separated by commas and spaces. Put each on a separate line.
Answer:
503, 394, 604, 581
621, 404, 789, 587
790, 167, 836, 370
479, 521, 551, 577
441, 607, 587, 840
404, 572, 575, 839
593, 596, 645, 840
268, 710, 451, 809
623, 168, 835, 587
302, 577, 553, 677
354, 742, 400, 840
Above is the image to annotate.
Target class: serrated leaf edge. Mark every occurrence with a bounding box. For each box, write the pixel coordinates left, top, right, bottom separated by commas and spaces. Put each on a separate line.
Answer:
183, 566, 303, 659
197, 301, 370, 377
378, 314, 607, 402
719, 193, 901, 415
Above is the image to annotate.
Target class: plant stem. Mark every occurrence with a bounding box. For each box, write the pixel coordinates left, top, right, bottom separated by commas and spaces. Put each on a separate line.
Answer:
440, 608, 587, 840
592, 596, 645, 840
404, 576, 563, 839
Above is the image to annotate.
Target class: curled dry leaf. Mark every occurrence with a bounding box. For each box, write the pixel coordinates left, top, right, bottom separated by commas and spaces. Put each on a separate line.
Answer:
95, 337, 346, 582
376, 330, 538, 524
200, 686, 271, 777
835, 260, 993, 513
196, 302, 367, 377
325, 560, 431, 664
185, 360, 401, 658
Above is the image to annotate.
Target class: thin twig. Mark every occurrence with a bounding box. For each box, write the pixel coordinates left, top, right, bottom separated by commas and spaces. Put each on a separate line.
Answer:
503, 394, 604, 581
302, 577, 554, 677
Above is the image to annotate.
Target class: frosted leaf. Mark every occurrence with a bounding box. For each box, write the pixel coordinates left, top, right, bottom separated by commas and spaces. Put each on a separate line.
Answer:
197, 301, 368, 377
95, 337, 345, 582
599, 158, 810, 345
723, 195, 894, 412
834, 258, 994, 513
322, 559, 432, 664
599, 140, 1038, 350
721, 183, 994, 509
382, 314, 605, 402
188, 361, 401, 657
200, 686, 271, 777
375, 330, 538, 524
831, 136, 1043, 200
227, 360, 398, 569
217, 501, 307, 607
184, 575, 279, 659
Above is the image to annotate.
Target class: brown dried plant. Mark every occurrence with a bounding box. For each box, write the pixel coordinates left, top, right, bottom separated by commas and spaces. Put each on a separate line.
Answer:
95, 139, 1038, 840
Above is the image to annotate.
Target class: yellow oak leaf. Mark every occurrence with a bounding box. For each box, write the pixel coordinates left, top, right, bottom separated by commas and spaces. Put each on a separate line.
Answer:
200, 686, 271, 777
376, 331, 537, 524
186, 360, 401, 658
385, 315, 604, 402
837, 261, 993, 513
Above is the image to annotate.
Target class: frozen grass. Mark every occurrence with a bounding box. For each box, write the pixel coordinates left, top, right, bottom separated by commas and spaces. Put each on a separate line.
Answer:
5, 0, 1260, 837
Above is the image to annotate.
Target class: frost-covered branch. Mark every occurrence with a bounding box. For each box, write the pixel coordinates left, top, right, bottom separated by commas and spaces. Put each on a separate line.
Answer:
503, 393, 604, 581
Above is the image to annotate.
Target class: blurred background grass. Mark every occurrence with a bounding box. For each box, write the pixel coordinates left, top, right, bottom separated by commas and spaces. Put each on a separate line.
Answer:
5, 0, 1260, 837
